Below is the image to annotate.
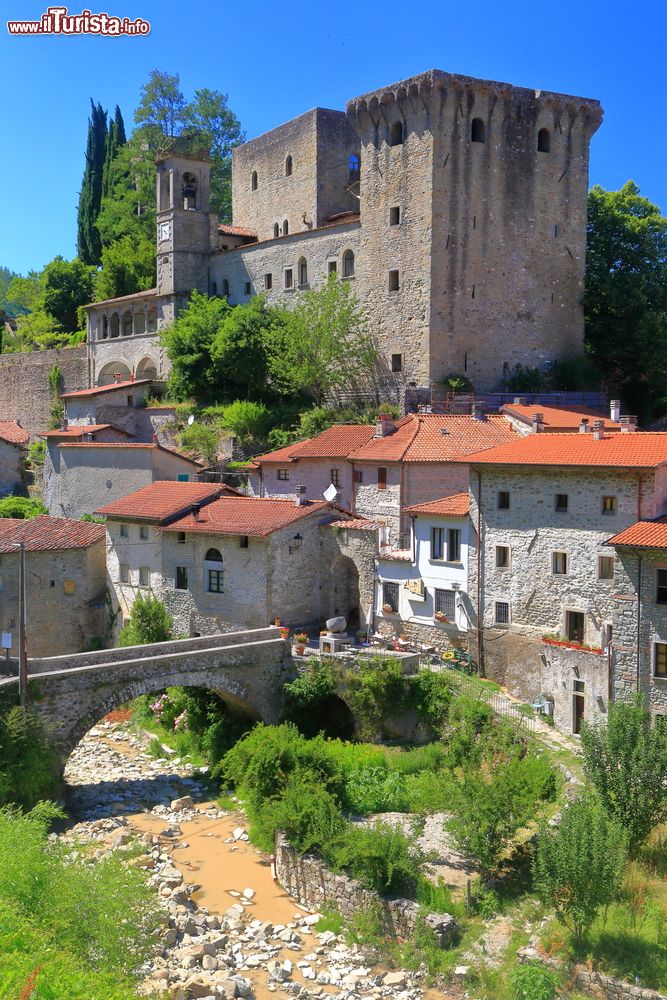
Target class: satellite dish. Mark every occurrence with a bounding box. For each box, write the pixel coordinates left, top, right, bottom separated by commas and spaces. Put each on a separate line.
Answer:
323, 484, 338, 503
187, 414, 195, 426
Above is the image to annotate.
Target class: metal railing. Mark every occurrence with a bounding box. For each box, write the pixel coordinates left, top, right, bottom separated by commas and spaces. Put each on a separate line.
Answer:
421, 657, 540, 734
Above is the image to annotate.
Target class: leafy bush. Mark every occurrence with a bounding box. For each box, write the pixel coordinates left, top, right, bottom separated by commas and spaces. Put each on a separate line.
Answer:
533, 795, 628, 944
0, 496, 48, 519
412, 670, 454, 730
180, 421, 221, 463
443, 694, 495, 767
344, 766, 408, 814
260, 771, 345, 854
329, 820, 425, 896
118, 593, 174, 646
219, 400, 270, 443
509, 961, 559, 1000
403, 768, 455, 814
0, 708, 60, 808
343, 656, 413, 738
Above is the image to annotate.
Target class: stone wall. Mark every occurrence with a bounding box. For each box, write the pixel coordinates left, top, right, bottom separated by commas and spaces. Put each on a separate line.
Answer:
0, 439, 23, 495
0, 345, 89, 438
517, 947, 667, 1000
274, 834, 457, 946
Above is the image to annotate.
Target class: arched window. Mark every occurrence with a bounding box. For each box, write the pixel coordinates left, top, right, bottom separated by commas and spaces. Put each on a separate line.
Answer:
102, 315, 109, 340
273, 223, 280, 239
285, 155, 293, 176
348, 153, 360, 183
147, 308, 157, 333
283, 218, 289, 236
471, 118, 485, 143
389, 121, 403, 146
134, 311, 146, 335
110, 313, 120, 338
205, 548, 224, 593
538, 128, 550, 153
342, 249, 355, 278
122, 311, 133, 336
251, 170, 258, 191
298, 257, 308, 286
222, 278, 230, 298
182, 172, 197, 210
211, 281, 217, 297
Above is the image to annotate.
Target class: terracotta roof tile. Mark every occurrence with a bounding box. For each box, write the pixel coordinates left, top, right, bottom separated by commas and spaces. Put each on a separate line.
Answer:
404, 493, 470, 517
500, 403, 621, 430
328, 518, 379, 530
218, 224, 257, 238
606, 517, 667, 550
85, 288, 157, 309
351, 414, 516, 462
40, 424, 132, 440
457, 432, 667, 468
255, 424, 377, 463
0, 516, 105, 553
60, 379, 153, 399
95, 481, 227, 522
0, 421, 29, 446
162, 497, 339, 537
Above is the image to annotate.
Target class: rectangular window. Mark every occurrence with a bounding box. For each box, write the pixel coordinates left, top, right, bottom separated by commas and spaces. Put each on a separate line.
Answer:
495, 601, 510, 625
497, 491, 510, 510
284, 268, 293, 289
239, 535, 249, 548
119, 524, 129, 538
139, 566, 150, 587
566, 610, 585, 643
244, 281, 252, 295
177, 531, 186, 544
175, 566, 188, 591
391, 353, 403, 372
382, 581, 399, 613
353, 470, 363, 484
656, 643, 667, 678
431, 527, 444, 560
602, 495, 617, 515
388, 269, 400, 292
434, 588, 456, 619
448, 528, 462, 562
495, 545, 510, 568
377, 467, 387, 490
552, 551, 568, 575
331, 469, 340, 487
389, 206, 401, 226
208, 569, 224, 593
657, 569, 667, 605
120, 564, 129, 584
264, 273, 272, 290
277, 469, 289, 481
328, 260, 338, 276
554, 493, 569, 513
177, 473, 189, 482
598, 556, 615, 580
139, 525, 149, 540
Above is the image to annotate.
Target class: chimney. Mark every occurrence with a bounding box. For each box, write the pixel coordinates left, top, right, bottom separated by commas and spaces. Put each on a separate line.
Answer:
592, 419, 605, 440
191, 502, 202, 522
473, 402, 486, 421
620, 415, 637, 434
374, 413, 396, 437
531, 412, 543, 433
152, 433, 158, 444
513, 396, 527, 406
579, 418, 590, 434
294, 484, 307, 507
60, 416, 69, 432
610, 399, 621, 423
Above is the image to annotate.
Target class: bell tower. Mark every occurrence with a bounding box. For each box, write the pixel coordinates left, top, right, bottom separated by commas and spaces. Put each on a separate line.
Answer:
156, 139, 216, 325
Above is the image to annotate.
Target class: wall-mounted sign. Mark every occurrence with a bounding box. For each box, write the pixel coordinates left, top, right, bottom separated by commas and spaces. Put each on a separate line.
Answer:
1, 633, 12, 650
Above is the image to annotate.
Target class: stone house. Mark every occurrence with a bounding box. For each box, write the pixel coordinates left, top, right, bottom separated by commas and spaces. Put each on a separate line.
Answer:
84, 69, 602, 395
0, 421, 29, 496
499, 400, 624, 436
0, 516, 106, 657
97, 481, 375, 638
59, 377, 159, 440
43, 441, 202, 519
375, 493, 470, 648
460, 430, 667, 733
251, 413, 515, 540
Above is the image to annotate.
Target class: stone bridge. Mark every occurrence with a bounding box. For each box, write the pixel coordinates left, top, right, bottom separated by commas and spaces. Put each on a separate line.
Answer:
0, 627, 293, 760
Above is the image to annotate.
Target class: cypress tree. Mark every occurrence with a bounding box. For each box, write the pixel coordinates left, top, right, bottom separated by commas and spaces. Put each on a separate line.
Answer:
76, 100, 107, 265
102, 105, 127, 200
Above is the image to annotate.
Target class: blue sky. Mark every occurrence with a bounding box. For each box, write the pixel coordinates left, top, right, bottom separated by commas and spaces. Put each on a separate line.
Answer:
1, 0, 665, 275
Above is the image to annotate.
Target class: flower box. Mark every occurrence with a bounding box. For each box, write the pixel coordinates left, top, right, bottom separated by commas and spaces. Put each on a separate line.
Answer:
294, 633, 308, 644
542, 636, 604, 655
382, 604, 396, 614
434, 612, 449, 623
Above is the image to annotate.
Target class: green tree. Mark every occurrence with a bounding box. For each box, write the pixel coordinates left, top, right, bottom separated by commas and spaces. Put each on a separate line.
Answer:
532, 795, 627, 945
211, 295, 272, 399
180, 421, 221, 463
96, 138, 156, 245
162, 291, 232, 403
581, 695, 667, 853
101, 104, 127, 200
134, 69, 187, 142
585, 182, 667, 421
0, 497, 48, 519
0, 708, 60, 808
77, 100, 108, 265
42, 256, 95, 333
118, 593, 174, 647
95, 234, 155, 300
219, 400, 270, 444
266, 276, 380, 405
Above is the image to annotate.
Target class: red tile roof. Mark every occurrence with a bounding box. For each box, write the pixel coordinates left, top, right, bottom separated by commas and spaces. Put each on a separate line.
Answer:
162, 497, 339, 537
0, 516, 105, 553
0, 421, 29, 447
95, 481, 226, 522
328, 518, 379, 530
60, 379, 154, 399
456, 432, 667, 469
218, 224, 258, 238
606, 517, 667, 550
58, 442, 202, 466
500, 403, 621, 430
404, 493, 470, 517
40, 424, 132, 440
255, 415, 516, 466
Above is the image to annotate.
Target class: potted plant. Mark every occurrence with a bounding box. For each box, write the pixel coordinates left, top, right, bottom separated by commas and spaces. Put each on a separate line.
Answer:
279, 627, 290, 640
434, 611, 449, 623
294, 632, 308, 654
382, 603, 394, 614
